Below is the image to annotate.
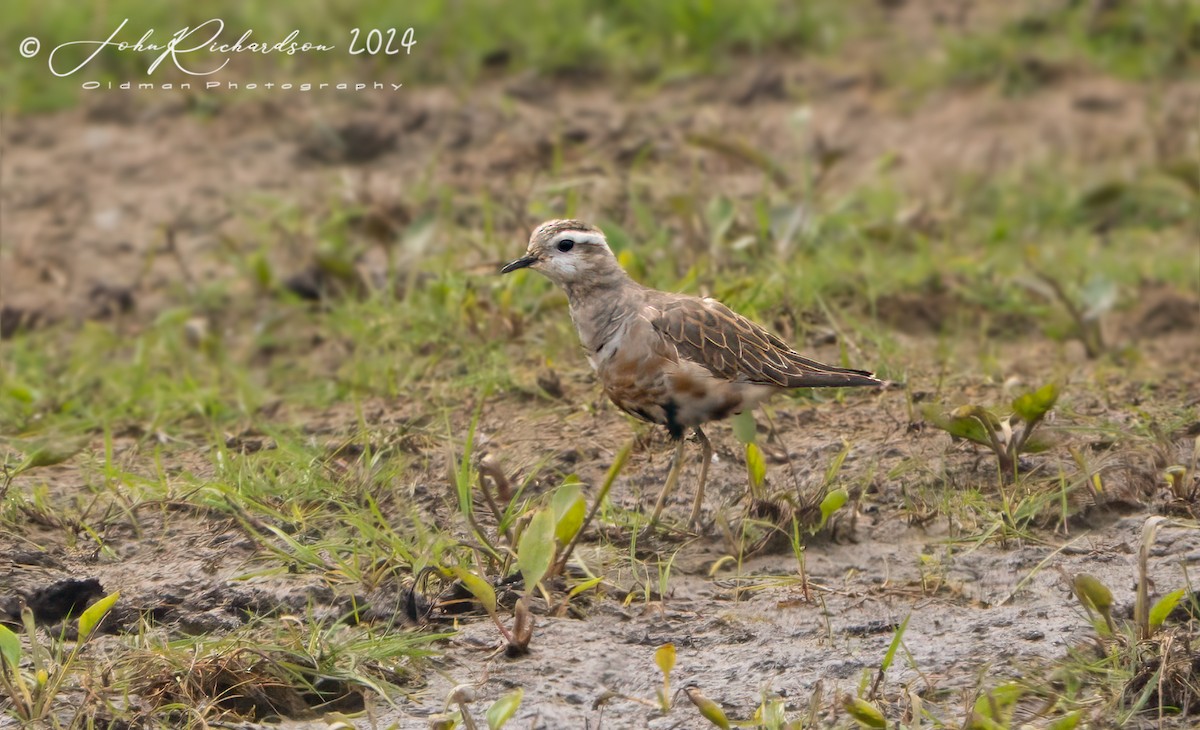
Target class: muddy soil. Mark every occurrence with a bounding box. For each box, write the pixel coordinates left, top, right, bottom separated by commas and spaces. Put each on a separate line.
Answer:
3, 326, 1198, 728
4, 8, 1200, 729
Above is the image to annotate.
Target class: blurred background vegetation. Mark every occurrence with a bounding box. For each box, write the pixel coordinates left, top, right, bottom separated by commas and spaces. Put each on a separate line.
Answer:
5, 0, 1199, 112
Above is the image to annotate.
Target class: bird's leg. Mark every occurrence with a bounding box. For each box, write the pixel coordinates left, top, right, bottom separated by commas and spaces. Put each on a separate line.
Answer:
688, 427, 712, 530
648, 438, 687, 527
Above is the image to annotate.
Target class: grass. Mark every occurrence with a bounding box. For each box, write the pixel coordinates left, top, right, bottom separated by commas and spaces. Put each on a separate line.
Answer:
897, 0, 1200, 96
1, 0, 849, 113
8, 160, 1193, 722
3, 2, 1200, 727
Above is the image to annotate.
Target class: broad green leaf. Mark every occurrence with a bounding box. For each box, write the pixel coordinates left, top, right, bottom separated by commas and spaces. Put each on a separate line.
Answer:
550, 482, 581, 521
953, 404, 1003, 431
1149, 588, 1187, 628
941, 415, 996, 447
1011, 383, 1059, 424
842, 696, 886, 728
921, 404, 994, 447
732, 410, 757, 444
745, 443, 766, 489
78, 591, 119, 639
450, 567, 497, 616
685, 687, 730, 729
517, 509, 556, 590
486, 687, 524, 730
819, 488, 849, 529
551, 484, 586, 547
655, 643, 676, 676
0, 624, 20, 669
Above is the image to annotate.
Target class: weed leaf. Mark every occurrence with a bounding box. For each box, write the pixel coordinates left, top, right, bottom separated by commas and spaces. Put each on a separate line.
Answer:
1011, 383, 1058, 424
922, 404, 994, 447
1149, 588, 1186, 629
819, 488, 849, 529
15, 437, 88, 475
685, 687, 731, 729
486, 687, 523, 729
517, 508, 556, 590
450, 567, 497, 616
732, 410, 757, 444
745, 443, 766, 489
77, 591, 119, 639
655, 642, 676, 711
551, 484, 586, 547
655, 642, 676, 675
1073, 574, 1113, 612
0, 624, 20, 669
842, 695, 886, 728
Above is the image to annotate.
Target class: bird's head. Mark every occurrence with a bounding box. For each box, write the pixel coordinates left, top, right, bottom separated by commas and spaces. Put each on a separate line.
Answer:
500, 219, 621, 288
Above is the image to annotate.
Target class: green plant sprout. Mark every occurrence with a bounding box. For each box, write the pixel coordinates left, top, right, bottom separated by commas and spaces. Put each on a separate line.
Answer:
0, 592, 120, 725
684, 686, 731, 729
654, 642, 676, 713
447, 439, 631, 654
924, 383, 1061, 482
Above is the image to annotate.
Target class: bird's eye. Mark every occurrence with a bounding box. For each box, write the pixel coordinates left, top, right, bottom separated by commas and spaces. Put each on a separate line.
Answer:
556, 239, 575, 253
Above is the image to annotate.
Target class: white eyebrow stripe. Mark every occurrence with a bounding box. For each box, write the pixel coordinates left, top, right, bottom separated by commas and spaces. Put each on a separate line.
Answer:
552, 231, 606, 246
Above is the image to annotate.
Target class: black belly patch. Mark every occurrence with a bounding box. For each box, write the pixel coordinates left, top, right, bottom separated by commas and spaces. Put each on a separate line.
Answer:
621, 400, 685, 440
662, 400, 685, 441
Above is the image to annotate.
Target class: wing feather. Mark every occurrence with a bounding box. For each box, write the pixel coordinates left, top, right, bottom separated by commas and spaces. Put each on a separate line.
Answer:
649, 297, 881, 389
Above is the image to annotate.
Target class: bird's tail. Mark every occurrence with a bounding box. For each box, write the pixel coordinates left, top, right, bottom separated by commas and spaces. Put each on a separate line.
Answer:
783, 353, 884, 388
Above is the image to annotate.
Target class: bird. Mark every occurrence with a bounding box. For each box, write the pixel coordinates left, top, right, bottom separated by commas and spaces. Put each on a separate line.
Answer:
501, 219, 883, 530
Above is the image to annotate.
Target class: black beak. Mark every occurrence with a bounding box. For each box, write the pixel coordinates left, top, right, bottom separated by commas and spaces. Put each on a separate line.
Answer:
500, 255, 538, 274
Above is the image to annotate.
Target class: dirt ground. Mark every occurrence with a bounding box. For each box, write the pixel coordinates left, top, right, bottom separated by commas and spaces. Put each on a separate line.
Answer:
3, 5, 1200, 728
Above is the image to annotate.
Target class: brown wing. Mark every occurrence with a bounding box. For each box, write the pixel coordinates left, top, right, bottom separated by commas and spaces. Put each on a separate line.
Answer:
649, 296, 881, 388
